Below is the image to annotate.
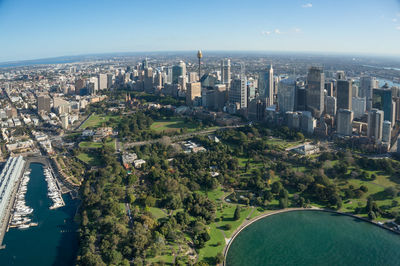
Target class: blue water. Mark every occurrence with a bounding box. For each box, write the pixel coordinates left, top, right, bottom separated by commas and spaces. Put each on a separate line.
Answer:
226, 211, 400, 266
0, 163, 79, 265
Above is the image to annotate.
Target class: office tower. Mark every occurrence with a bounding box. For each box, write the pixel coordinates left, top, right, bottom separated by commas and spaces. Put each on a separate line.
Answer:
395, 97, 400, 122
277, 78, 296, 113
144, 67, 153, 92
38, 95, 51, 113
221, 59, 231, 89
247, 78, 257, 101
186, 82, 202, 105
367, 109, 384, 141
258, 65, 274, 106
75, 78, 86, 94
306, 66, 325, 118
360, 76, 377, 111
296, 87, 306, 111
352, 97, 366, 119
89, 76, 99, 92
166, 66, 173, 84
372, 85, 392, 122
325, 82, 334, 96
352, 83, 359, 98
61, 113, 69, 129
337, 109, 353, 136
336, 71, 346, 80
382, 121, 392, 143
197, 50, 202, 78
107, 74, 114, 89
98, 74, 107, 91
188, 72, 199, 83
172, 61, 186, 84
141, 58, 148, 70
229, 66, 247, 109
286, 111, 301, 129
325, 96, 337, 116
337, 80, 352, 110
154, 71, 163, 90
300, 111, 316, 134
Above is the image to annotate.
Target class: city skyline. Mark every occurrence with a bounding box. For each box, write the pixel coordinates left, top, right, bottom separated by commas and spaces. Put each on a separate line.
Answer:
1, 0, 400, 62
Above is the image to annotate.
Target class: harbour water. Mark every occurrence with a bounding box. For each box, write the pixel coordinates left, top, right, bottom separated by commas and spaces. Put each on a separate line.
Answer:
226, 211, 400, 266
0, 163, 79, 265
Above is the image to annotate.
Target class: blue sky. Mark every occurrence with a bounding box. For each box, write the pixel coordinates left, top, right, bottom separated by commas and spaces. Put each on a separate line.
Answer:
0, 0, 399, 62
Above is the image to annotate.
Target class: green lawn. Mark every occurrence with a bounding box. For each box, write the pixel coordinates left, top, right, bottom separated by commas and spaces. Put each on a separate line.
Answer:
148, 207, 168, 220
79, 138, 115, 150
76, 152, 102, 166
80, 114, 119, 129
150, 118, 199, 133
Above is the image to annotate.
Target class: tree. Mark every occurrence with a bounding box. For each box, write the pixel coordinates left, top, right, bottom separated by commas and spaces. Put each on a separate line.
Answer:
215, 252, 224, 264
234, 206, 241, 221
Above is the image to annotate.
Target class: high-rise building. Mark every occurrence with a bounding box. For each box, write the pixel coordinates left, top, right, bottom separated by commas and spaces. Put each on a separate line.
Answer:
186, 82, 201, 105
373, 85, 392, 122
336, 71, 346, 80
61, 113, 69, 130
382, 120, 392, 143
221, 59, 231, 89
107, 74, 114, 89
172, 61, 186, 84
367, 109, 384, 141
325, 82, 334, 97
229, 74, 247, 109
296, 87, 306, 111
337, 109, 353, 136
98, 74, 107, 91
258, 65, 274, 106
37, 95, 51, 113
325, 96, 337, 116
277, 78, 296, 113
337, 80, 352, 110
306, 67, 325, 118
89, 77, 99, 92
360, 76, 377, 111
352, 97, 366, 119
75, 78, 86, 94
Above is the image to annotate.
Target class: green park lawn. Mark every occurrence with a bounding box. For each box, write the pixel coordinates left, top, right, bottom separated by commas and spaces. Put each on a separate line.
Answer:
76, 152, 102, 166
150, 118, 199, 133
79, 138, 116, 150
80, 114, 119, 129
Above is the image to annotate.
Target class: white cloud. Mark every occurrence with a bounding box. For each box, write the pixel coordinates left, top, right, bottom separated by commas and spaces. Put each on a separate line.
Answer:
393, 18, 398, 22
396, 26, 400, 31
261, 31, 271, 36
274, 29, 282, 34
302, 3, 312, 8
293, 28, 302, 33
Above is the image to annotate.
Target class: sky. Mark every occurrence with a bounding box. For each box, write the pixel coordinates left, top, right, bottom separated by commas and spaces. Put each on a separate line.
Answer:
0, 0, 400, 62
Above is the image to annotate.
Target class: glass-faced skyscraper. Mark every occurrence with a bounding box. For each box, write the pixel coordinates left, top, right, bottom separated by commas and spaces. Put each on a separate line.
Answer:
221, 59, 231, 89
258, 65, 274, 106
306, 66, 325, 118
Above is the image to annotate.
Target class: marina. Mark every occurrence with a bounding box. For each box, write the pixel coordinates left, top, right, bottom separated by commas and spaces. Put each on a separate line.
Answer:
43, 167, 65, 210
9, 169, 37, 229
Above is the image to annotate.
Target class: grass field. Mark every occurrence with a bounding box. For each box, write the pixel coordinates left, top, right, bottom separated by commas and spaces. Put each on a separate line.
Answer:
80, 114, 118, 129
78, 138, 116, 150
150, 118, 199, 133
76, 152, 102, 166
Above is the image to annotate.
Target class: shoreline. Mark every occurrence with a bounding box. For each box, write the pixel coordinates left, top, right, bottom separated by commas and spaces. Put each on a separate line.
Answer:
223, 207, 400, 265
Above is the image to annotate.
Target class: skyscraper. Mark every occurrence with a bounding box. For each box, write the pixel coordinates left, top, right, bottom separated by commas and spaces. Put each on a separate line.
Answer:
38, 95, 51, 113
372, 85, 392, 122
277, 78, 296, 113
98, 74, 107, 91
197, 50, 202, 78
360, 76, 377, 111
367, 109, 384, 141
186, 82, 202, 106
172, 61, 186, 85
229, 64, 247, 109
221, 59, 231, 89
337, 109, 353, 136
337, 79, 352, 110
258, 65, 274, 106
306, 66, 325, 118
